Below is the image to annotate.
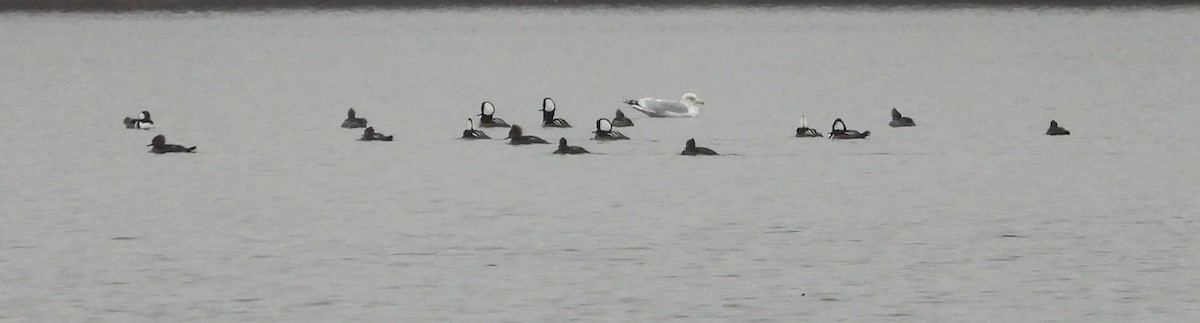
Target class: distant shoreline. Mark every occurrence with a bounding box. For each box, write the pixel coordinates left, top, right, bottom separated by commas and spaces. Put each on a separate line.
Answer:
1, 0, 1196, 12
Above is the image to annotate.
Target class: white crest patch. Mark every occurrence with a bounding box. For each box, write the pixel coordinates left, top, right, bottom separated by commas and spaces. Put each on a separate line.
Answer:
543, 98, 556, 112
139, 111, 149, 120
482, 102, 495, 116
466, 119, 474, 130
801, 115, 808, 128
599, 118, 613, 132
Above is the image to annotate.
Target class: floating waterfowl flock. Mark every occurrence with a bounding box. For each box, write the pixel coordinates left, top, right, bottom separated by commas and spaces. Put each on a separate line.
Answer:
126, 96, 1071, 156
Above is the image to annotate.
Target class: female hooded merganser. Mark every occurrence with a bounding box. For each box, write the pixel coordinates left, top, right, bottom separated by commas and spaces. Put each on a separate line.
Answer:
611, 109, 634, 127
681, 138, 718, 156
829, 118, 870, 139
477, 101, 511, 128
592, 118, 630, 141
462, 118, 490, 139
505, 125, 550, 145
147, 135, 195, 154
795, 115, 822, 137
360, 127, 393, 141
342, 108, 367, 128
889, 108, 916, 127
539, 98, 571, 128
123, 111, 154, 130
553, 138, 589, 154
1046, 120, 1070, 135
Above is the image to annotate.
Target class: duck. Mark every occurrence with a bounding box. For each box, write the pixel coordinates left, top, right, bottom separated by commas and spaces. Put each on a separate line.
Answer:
795, 115, 822, 137
829, 118, 870, 139
360, 127, 393, 141
342, 108, 367, 128
553, 138, 589, 154
539, 98, 571, 128
477, 101, 511, 128
592, 118, 630, 141
681, 138, 718, 156
623, 93, 706, 118
889, 108, 916, 127
123, 111, 154, 130
146, 135, 195, 154
1046, 120, 1070, 135
505, 125, 550, 145
610, 109, 634, 127
462, 118, 490, 139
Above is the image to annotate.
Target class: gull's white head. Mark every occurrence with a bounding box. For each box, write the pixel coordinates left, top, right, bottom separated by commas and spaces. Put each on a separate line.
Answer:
681, 93, 705, 106
541, 98, 556, 112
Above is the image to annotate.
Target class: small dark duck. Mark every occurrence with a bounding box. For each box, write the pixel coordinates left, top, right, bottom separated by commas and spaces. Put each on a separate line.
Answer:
1046, 120, 1070, 136
505, 125, 550, 145
610, 109, 634, 127
681, 138, 718, 156
342, 108, 367, 128
147, 135, 196, 154
360, 127, 393, 141
889, 108, 916, 127
553, 138, 589, 155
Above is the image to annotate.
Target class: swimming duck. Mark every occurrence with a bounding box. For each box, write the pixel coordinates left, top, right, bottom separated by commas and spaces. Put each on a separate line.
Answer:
889, 108, 916, 127
462, 118, 490, 139
360, 127, 393, 141
611, 109, 634, 127
539, 98, 571, 128
623, 93, 706, 118
146, 135, 195, 154
795, 115, 822, 137
553, 138, 589, 155
681, 138, 718, 156
1046, 120, 1070, 135
477, 101, 511, 128
123, 111, 154, 130
342, 108, 367, 128
592, 118, 630, 141
829, 118, 870, 139
505, 125, 550, 145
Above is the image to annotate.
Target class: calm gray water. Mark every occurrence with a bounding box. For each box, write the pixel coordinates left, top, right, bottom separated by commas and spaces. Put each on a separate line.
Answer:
2, 7, 1199, 321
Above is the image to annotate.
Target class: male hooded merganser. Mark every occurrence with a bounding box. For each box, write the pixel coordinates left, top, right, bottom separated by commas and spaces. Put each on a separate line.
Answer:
829, 118, 870, 139
795, 115, 822, 137
592, 118, 630, 141
123, 111, 154, 130
539, 98, 571, 128
477, 101, 511, 128
462, 118, 490, 139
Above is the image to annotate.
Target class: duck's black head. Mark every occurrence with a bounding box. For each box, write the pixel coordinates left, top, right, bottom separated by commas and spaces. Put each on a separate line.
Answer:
347, 108, 356, 119
558, 137, 568, 149
615, 109, 626, 119
148, 134, 166, 147
506, 125, 523, 139
363, 127, 375, 136
1050, 120, 1059, 128
139, 111, 152, 121
686, 138, 697, 150
891, 108, 902, 120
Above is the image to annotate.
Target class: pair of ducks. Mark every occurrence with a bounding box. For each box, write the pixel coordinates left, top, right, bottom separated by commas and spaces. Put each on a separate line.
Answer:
340, 108, 394, 141
473, 99, 636, 129
551, 137, 717, 156
793, 108, 912, 139
124, 110, 198, 154
795, 116, 872, 140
